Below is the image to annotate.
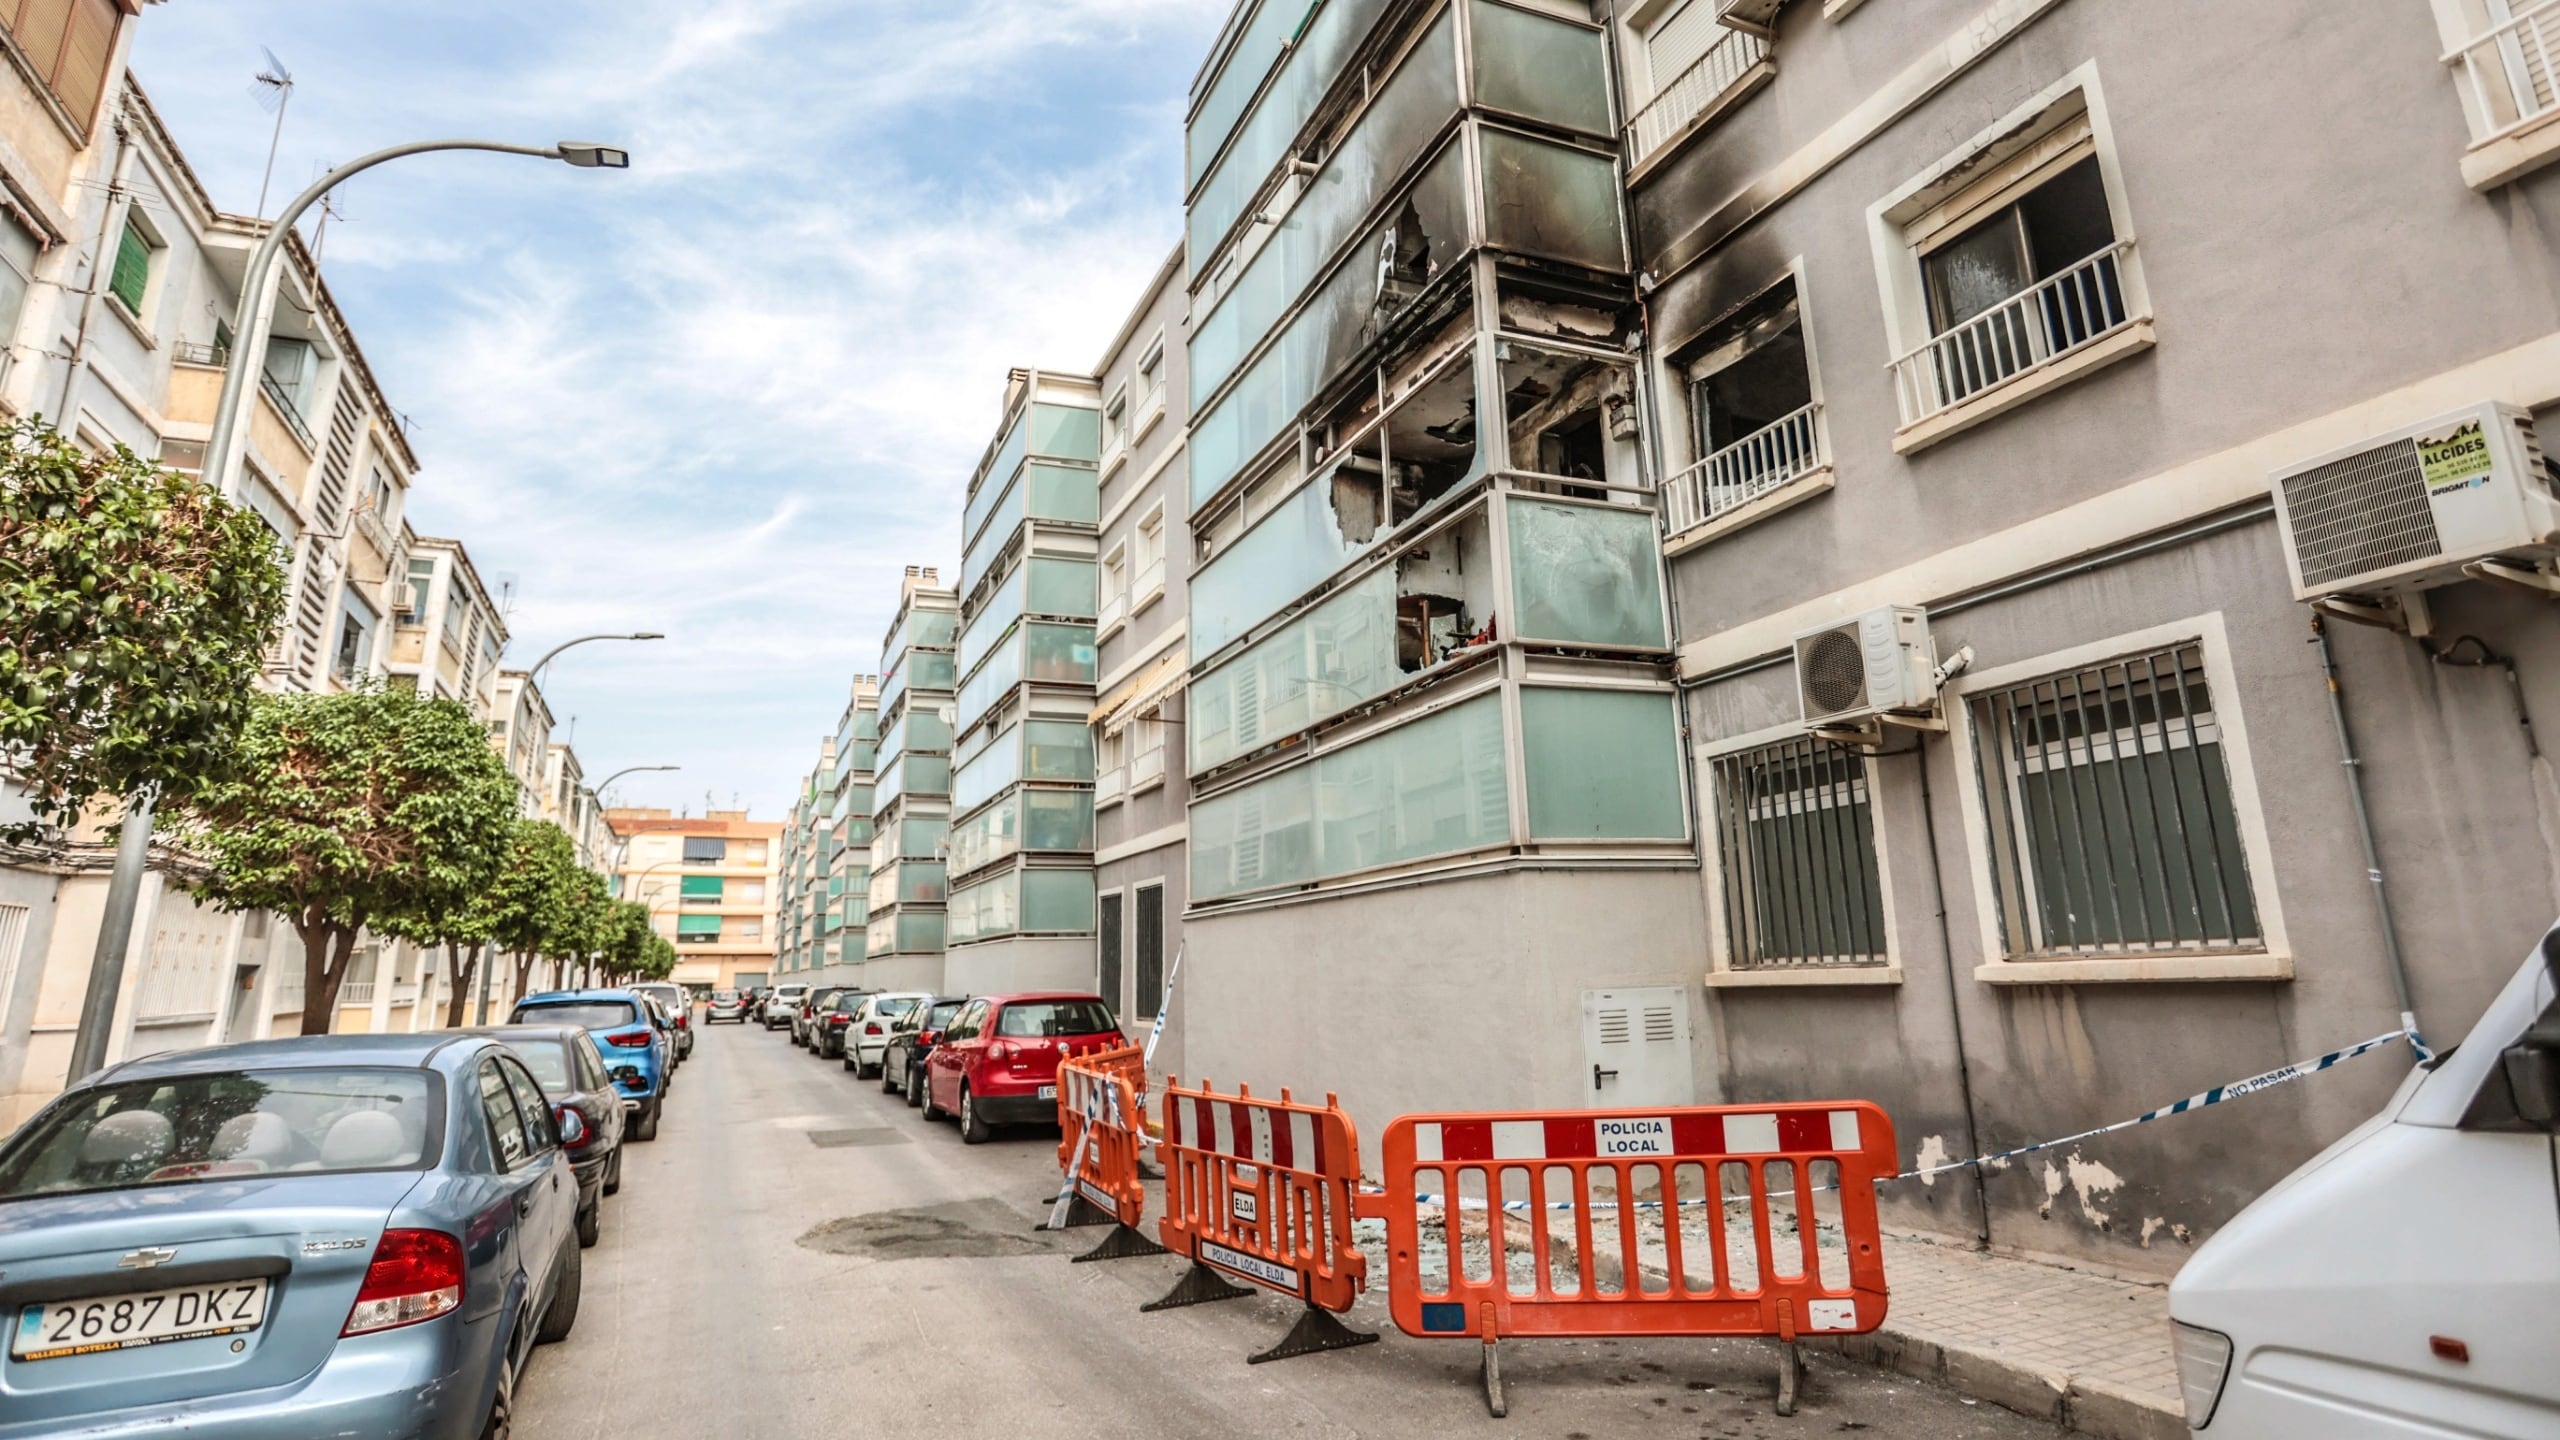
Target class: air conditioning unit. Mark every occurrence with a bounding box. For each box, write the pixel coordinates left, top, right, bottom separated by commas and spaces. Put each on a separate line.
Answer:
2271, 401, 2560, 601
1793, 605, 1938, 727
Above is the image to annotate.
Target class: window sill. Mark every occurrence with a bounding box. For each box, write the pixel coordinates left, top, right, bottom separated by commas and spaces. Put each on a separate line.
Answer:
1974, 952, 2292, 985
1823, 0, 1869, 17
1131, 584, 1167, 617
1133, 398, 1168, 446
1891, 320, 2154, 456
107, 295, 156, 350
1097, 614, 1127, 647
2461, 112, 2560, 191
1705, 964, 1902, 989
1130, 774, 1166, 798
1664, 468, 1833, 559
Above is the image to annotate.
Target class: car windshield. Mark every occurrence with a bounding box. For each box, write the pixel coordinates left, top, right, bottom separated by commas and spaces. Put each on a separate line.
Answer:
874, 997, 921, 1019
922, 1002, 965, 1028
516, 1001, 641, 1031
994, 1001, 1116, 1038
712, 991, 738, 1002
0, 1069, 440, 1199
504, 1041, 574, 1095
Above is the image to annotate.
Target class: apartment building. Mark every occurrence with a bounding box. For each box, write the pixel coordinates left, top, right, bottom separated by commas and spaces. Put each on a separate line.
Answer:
774, 746, 832, 977
946, 372, 1105, 996
1591, 0, 2560, 1269
866, 569, 961, 991
610, 809, 782, 990
824, 677, 879, 986
387, 533, 508, 712
1091, 249, 1191, 1061
489, 670, 557, 818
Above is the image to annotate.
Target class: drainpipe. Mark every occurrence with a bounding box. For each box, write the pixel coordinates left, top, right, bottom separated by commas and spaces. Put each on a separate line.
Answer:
2310, 613, 2427, 1055
1913, 747, 1993, 1250
55, 110, 137, 427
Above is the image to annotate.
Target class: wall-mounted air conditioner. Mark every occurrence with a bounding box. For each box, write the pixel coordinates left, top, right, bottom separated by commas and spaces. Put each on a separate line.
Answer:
1793, 605, 1938, 728
2271, 401, 2560, 602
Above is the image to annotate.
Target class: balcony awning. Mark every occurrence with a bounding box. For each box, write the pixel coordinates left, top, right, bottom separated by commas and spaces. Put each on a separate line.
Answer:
1090, 648, 1187, 730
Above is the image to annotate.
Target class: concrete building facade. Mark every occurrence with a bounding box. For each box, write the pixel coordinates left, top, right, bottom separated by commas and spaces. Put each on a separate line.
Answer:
610, 809, 782, 991
865, 569, 961, 992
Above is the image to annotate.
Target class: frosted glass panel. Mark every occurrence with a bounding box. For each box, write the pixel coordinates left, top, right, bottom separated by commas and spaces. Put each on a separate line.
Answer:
1190, 11, 1461, 401
1187, 0, 1291, 189
1480, 130, 1624, 272
1025, 720, 1095, 781
950, 724, 1022, 816
948, 795, 1020, 877
867, 909, 945, 957
960, 578, 1024, 679
1192, 690, 1507, 899
1189, 564, 1398, 773
1026, 463, 1099, 525
1190, 469, 1388, 657
965, 413, 1028, 547
1023, 869, 1096, 932
868, 859, 947, 910
1188, 0, 1400, 273
1521, 688, 1685, 839
1027, 557, 1097, 619
1469, 0, 1611, 138
957, 633, 1022, 734
1023, 788, 1095, 852
1030, 403, 1101, 462
949, 870, 1020, 944
908, 650, 956, 692
1024, 622, 1097, 684
1507, 497, 1667, 648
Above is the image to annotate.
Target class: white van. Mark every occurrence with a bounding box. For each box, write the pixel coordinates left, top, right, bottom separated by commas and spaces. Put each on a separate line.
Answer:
2167, 933, 2560, 1436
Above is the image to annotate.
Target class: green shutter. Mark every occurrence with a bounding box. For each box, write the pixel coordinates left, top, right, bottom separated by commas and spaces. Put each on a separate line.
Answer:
676, 914, 722, 938
679, 875, 723, 898
109, 222, 149, 314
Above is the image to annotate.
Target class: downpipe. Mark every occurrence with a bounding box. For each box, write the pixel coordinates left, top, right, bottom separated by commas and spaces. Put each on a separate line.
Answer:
2309, 614, 2426, 1054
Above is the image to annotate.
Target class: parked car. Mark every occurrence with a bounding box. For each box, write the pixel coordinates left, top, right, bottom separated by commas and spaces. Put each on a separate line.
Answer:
706, 989, 749, 1024
761, 984, 808, 1030
0, 1031, 580, 1438
812, 989, 874, 1060
2167, 928, 2560, 1436
843, 991, 933, 1078
791, 987, 849, 1050
922, 993, 1123, 1143
631, 983, 694, 1060
458, 1025, 625, 1248
881, 997, 964, 1105
510, 989, 666, 1141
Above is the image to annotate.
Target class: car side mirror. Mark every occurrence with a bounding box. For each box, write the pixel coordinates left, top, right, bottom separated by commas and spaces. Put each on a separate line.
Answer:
2503, 931, 2560, 1128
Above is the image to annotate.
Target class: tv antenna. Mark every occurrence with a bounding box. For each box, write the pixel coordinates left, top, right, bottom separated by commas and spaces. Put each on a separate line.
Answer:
309, 189, 348, 264
251, 46, 294, 219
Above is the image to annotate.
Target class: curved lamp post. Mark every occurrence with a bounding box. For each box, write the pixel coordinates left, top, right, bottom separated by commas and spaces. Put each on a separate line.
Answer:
74, 138, 630, 1081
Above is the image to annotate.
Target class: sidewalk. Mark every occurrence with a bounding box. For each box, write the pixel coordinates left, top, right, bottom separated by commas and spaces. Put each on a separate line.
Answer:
1822, 1230, 2186, 1440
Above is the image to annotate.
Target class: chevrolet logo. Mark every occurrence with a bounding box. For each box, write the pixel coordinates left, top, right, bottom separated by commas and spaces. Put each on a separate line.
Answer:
116, 1247, 177, 1270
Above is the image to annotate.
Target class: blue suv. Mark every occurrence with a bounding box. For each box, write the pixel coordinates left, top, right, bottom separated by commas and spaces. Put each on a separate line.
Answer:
511, 990, 666, 1141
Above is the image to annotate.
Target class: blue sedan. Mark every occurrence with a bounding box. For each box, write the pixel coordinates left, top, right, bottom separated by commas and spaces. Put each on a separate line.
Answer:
509, 989, 667, 1141
0, 1032, 581, 1438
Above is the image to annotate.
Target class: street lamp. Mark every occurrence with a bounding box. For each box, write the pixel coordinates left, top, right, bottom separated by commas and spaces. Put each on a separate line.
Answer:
70, 135, 631, 1083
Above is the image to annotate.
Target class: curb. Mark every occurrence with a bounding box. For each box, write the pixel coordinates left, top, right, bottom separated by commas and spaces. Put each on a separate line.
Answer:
1818, 1327, 2186, 1440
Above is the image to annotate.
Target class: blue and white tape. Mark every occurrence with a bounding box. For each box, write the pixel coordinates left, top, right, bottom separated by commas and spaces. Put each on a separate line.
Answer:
1377, 1026, 2418, 1212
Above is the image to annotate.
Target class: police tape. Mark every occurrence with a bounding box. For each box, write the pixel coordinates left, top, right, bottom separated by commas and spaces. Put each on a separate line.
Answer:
1131, 943, 1184, 1149
1374, 1026, 2417, 1212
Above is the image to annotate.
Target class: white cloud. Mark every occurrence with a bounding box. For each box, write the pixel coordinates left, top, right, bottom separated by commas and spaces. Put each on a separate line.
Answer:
130, 0, 1213, 816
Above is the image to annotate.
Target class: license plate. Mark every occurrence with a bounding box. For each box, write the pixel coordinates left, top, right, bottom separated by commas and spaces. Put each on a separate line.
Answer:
14, 1278, 269, 1362
1037, 1085, 1058, 1100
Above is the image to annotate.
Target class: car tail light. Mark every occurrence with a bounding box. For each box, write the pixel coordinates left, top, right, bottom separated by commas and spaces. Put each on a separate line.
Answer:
605, 1029, 652, 1048
864, 1022, 882, 1035
827, 1014, 850, 1027
343, 1229, 464, 1335
919, 1030, 940, 1045
556, 1104, 592, 1149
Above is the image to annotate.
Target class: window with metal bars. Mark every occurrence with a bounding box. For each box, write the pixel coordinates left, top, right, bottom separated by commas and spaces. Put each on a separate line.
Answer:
1709, 737, 1886, 968
1096, 890, 1123, 1017
1966, 642, 2260, 958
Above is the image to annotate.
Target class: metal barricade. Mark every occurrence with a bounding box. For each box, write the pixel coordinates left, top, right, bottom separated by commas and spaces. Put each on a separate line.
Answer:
1145, 1078, 1379, 1364
1377, 1101, 1896, 1416
1048, 1045, 1163, 1261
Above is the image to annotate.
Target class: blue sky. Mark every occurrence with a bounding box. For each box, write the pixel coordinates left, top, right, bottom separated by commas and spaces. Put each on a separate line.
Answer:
130, 0, 1216, 820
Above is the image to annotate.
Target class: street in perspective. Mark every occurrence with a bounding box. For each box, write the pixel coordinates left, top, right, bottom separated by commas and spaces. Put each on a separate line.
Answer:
0, 2, 2557, 1439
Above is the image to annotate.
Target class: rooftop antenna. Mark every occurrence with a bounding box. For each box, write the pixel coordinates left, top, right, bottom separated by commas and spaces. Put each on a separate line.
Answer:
309, 188, 347, 264
251, 47, 294, 219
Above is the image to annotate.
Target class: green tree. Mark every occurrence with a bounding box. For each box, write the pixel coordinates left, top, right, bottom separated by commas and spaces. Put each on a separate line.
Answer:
179, 687, 518, 1034
550, 866, 614, 989
404, 817, 577, 1027
0, 419, 285, 838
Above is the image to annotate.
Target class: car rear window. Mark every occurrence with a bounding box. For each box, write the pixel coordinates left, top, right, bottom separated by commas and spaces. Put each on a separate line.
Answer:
874, 997, 921, 1019
504, 1040, 574, 1095
995, 1001, 1116, 1038
922, 1001, 965, 1028
0, 1069, 441, 1199
514, 1001, 640, 1031
712, 990, 739, 1002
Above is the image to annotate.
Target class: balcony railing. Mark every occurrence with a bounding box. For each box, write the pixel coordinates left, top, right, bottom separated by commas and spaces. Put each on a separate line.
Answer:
172, 339, 228, 368
259, 373, 316, 451
1888, 242, 2138, 429
1662, 403, 1824, 540
1096, 764, 1127, 806
1133, 560, 1165, 607
1132, 742, 1166, 789
1098, 588, 1128, 634
340, 981, 376, 1005
2448, 0, 2560, 145
1626, 25, 1769, 170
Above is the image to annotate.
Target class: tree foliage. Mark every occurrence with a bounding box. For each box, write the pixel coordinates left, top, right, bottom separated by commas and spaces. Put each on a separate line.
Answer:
0, 419, 286, 836
178, 687, 519, 1034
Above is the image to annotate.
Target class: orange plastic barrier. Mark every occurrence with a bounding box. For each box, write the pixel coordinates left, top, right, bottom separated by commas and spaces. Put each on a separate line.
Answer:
1049, 1045, 1161, 1261
1377, 1101, 1895, 1415
1144, 1079, 1378, 1363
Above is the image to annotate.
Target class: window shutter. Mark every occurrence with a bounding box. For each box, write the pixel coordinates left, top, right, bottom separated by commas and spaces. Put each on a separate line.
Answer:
52, 0, 113, 130
680, 875, 724, 899
1645, 0, 1721, 93
676, 914, 722, 938
108, 221, 149, 314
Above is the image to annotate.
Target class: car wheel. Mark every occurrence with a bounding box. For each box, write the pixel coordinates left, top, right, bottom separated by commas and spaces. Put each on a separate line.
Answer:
921, 1073, 946, 1121
603, 1150, 622, 1197
535, 1242, 580, 1344
905, 1065, 924, 1109
960, 1084, 991, 1145
480, 1354, 514, 1440
880, 1058, 900, 1095
632, 1099, 661, 1143
577, 1199, 601, 1249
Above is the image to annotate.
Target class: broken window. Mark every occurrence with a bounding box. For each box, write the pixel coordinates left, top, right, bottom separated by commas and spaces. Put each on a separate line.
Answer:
1393, 506, 1496, 673
1913, 151, 2126, 410
1190, 564, 1401, 775
1670, 276, 1823, 529
1502, 342, 1637, 496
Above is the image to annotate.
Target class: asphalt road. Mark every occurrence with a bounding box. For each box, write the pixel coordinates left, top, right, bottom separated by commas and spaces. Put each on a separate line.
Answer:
513, 1020, 2059, 1440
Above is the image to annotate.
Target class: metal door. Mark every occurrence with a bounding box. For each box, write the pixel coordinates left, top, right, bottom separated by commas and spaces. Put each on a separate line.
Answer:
1580, 987, 1695, 1109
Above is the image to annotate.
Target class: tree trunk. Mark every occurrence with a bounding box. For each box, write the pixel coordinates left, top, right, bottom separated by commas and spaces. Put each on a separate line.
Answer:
299, 920, 359, 1035
511, 950, 536, 1009
442, 941, 480, 1028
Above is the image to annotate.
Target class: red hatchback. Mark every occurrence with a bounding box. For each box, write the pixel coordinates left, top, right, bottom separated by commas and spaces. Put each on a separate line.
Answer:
922, 992, 1123, 1143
